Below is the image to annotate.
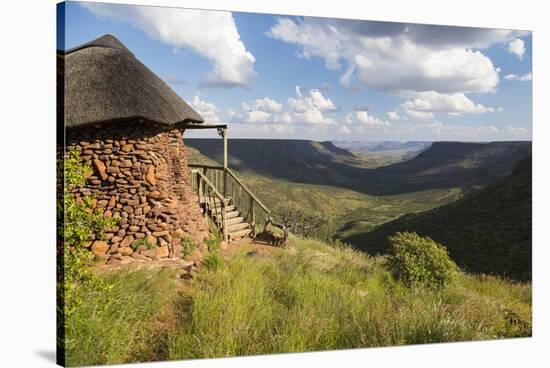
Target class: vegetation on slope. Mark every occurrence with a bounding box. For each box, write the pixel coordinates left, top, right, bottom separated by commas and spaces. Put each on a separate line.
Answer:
64, 234, 531, 366
345, 156, 532, 280
187, 145, 462, 241
65, 268, 177, 366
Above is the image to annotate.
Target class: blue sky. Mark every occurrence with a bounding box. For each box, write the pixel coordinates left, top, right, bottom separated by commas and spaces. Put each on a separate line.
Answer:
60, 1, 532, 141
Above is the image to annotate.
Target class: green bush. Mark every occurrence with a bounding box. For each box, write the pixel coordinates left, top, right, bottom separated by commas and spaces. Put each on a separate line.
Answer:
130, 237, 154, 251
203, 252, 223, 271
180, 236, 196, 257
386, 232, 458, 288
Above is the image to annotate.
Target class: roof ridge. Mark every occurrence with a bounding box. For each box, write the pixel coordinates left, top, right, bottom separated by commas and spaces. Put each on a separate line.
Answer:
64, 34, 132, 55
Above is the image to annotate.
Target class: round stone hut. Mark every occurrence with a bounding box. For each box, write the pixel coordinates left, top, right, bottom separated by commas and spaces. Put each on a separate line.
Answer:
59, 34, 209, 262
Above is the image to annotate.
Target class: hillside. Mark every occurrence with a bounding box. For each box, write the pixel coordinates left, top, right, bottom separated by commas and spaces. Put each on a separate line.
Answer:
343, 155, 532, 280
67, 235, 531, 366
185, 139, 369, 188
186, 144, 463, 242
186, 139, 531, 195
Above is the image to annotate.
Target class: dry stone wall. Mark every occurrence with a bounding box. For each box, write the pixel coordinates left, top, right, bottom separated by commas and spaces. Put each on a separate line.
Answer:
65, 120, 209, 265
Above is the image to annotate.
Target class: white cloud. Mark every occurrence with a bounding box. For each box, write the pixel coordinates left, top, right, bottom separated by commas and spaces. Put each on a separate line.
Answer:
506, 125, 529, 136
402, 109, 435, 120
82, 3, 256, 88
242, 97, 283, 113
343, 111, 390, 126
190, 96, 222, 124
504, 72, 532, 81
399, 91, 497, 118
288, 87, 337, 113
507, 38, 526, 60
286, 86, 337, 125
267, 18, 520, 94
387, 111, 401, 120
231, 87, 337, 125
338, 125, 352, 135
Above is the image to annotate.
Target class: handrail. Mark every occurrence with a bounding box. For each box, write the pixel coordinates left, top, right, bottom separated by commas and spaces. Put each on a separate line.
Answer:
225, 168, 270, 214
189, 163, 271, 240
191, 169, 227, 204
188, 164, 225, 170
191, 169, 228, 243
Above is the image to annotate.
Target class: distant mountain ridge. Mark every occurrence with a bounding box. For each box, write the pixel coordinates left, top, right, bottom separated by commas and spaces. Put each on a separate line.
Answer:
343, 155, 532, 280
185, 139, 531, 195
333, 140, 431, 153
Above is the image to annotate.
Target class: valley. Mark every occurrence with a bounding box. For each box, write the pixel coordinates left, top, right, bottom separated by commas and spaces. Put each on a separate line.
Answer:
186, 138, 532, 279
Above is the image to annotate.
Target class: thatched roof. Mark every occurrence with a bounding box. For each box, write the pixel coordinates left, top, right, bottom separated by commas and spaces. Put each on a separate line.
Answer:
60, 34, 204, 128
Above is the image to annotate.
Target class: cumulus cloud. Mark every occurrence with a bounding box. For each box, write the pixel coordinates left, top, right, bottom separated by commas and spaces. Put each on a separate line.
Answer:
343, 111, 390, 126
287, 86, 337, 124
504, 72, 532, 81
231, 86, 338, 125
399, 91, 497, 118
339, 111, 390, 136
267, 17, 525, 94
82, 3, 256, 88
507, 38, 526, 60
190, 95, 222, 124
387, 111, 401, 120
242, 97, 283, 114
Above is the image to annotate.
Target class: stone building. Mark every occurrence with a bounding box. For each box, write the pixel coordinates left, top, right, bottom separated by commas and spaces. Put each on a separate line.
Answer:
59, 34, 210, 262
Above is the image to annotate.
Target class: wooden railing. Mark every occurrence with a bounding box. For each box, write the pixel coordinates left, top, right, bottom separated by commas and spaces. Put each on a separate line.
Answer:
189, 164, 271, 238
190, 168, 229, 243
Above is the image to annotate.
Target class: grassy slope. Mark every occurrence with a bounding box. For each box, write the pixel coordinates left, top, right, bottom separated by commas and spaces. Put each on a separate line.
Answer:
65, 268, 178, 366
345, 156, 532, 281
66, 237, 531, 365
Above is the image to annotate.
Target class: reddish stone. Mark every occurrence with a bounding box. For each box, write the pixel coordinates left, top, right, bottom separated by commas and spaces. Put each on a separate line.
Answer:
91, 240, 108, 256
157, 245, 169, 258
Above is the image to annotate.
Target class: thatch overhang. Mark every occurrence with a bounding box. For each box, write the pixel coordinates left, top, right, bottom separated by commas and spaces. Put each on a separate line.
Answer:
58, 34, 204, 129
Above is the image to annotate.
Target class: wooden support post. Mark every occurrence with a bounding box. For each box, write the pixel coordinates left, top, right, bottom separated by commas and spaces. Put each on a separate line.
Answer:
198, 176, 203, 204
222, 203, 228, 244
221, 127, 228, 198
223, 170, 228, 198
223, 127, 228, 170
250, 196, 256, 237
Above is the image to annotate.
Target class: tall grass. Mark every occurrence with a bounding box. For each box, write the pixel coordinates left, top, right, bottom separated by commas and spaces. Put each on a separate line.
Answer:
64, 236, 531, 365
65, 268, 177, 367
168, 236, 531, 359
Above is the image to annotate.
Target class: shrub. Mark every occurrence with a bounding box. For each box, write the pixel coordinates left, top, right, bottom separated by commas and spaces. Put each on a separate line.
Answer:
180, 236, 196, 257
386, 232, 458, 288
203, 252, 223, 271
130, 237, 154, 251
